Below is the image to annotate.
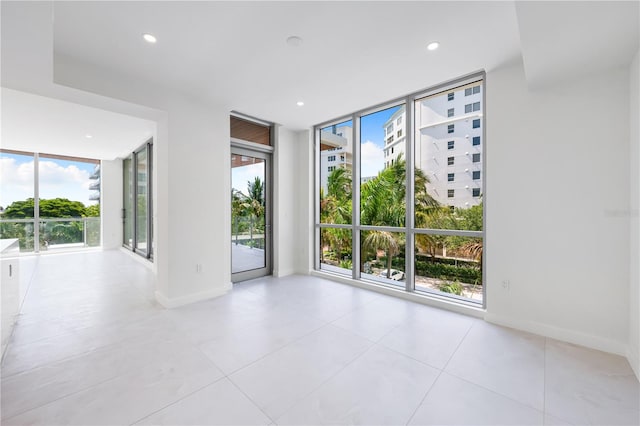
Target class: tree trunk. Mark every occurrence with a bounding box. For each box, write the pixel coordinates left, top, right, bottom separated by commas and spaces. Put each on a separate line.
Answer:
386, 249, 392, 278
234, 217, 238, 245
249, 216, 254, 248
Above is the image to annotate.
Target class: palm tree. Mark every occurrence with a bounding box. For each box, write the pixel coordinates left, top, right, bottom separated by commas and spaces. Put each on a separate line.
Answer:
362, 230, 401, 278
360, 156, 410, 274
321, 167, 352, 224
231, 189, 244, 245
243, 177, 265, 248
320, 167, 353, 263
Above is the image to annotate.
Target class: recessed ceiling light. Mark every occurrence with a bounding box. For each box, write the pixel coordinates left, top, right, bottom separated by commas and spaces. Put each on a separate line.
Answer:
85, 134, 93, 139
143, 33, 157, 44
286, 36, 303, 47
427, 41, 439, 51
296, 101, 305, 106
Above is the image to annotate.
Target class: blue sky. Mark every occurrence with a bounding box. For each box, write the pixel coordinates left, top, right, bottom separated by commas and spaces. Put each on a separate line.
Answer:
361, 105, 402, 148
340, 105, 403, 178
0, 152, 98, 208
322, 105, 401, 148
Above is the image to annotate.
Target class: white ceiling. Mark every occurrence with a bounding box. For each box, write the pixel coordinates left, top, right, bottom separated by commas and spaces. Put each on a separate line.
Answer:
52, 1, 523, 130
1, 1, 638, 160
1, 88, 156, 160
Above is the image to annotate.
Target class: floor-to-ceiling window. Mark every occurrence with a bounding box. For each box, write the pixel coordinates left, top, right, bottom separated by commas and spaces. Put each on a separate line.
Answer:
0, 149, 101, 252
122, 140, 153, 259
315, 73, 485, 305
318, 119, 353, 275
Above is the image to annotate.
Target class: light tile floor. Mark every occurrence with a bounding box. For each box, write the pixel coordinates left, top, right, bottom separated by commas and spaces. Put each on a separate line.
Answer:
1, 250, 638, 425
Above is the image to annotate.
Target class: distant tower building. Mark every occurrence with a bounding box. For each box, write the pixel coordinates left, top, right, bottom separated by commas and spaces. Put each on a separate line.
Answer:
415, 82, 483, 208
319, 125, 353, 193
88, 163, 100, 203
382, 108, 406, 168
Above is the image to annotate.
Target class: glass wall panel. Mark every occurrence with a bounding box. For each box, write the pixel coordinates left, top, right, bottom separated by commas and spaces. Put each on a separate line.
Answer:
320, 120, 353, 224
38, 154, 100, 250
414, 82, 483, 230
0, 151, 35, 251
415, 234, 483, 302
319, 227, 352, 275
123, 141, 153, 259
360, 105, 406, 227
315, 74, 484, 306
123, 157, 133, 248
0, 150, 101, 252
135, 147, 148, 254
360, 230, 405, 288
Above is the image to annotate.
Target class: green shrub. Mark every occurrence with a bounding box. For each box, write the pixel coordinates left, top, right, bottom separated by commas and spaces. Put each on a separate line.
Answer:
339, 259, 353, 269
439, 281, 463, 295
416, 260, 481, 284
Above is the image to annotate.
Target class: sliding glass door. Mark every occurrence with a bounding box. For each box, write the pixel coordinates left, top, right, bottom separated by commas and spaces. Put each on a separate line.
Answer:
123, 140, 153, 259
231, 148, 272, 281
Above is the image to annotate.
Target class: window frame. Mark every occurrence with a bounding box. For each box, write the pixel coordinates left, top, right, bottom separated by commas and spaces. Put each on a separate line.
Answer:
123, 139, 153, 260
313, 71, 486, 308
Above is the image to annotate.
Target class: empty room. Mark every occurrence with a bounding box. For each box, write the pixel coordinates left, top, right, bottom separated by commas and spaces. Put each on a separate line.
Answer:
1, 1, 639, 425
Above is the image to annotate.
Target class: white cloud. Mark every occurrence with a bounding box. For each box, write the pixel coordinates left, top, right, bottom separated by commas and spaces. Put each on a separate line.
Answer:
232, 162, 264, 196
0, 158, 34, 207
360, 140, 384, 179
0, 158, 95, 208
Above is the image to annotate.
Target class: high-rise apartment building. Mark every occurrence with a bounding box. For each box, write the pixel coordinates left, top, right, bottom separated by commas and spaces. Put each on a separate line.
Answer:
415, 82, 483, 208
319, 125, 353, 193
380, 83, 483, 208
382, 108, 406, 169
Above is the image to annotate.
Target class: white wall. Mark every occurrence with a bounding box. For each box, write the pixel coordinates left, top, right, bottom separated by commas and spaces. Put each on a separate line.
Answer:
296, 130, 314, 274
159, 99, 232, 304
53, 58, 233, 307
485, 60, 631, 355
273, 126, 299, 277
629, 48, 640, 378
100, 160, 123, 249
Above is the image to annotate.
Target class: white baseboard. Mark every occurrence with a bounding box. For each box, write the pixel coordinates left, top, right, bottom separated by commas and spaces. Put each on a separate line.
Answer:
273, 268, 295, 278
155, 282, 232, 309
118, 247, 154, 270
627, 344, 640, 381
484, 313, 628, 356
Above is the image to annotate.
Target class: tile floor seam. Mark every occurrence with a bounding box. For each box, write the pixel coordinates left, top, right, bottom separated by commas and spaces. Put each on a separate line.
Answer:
220, 320, 332, 377
376, 341, 446, 372
439, 316, 476, 372
323, 294, 385, 325
1, 373, 125, 423
225, 374, 277, 425
442, 369, 546, 415
271, 341, 378, 424
376, 316, 409, 342
127, 375, 229, 426
5, 325, 78, 349
404, 369, 445, 426
1, 340, 124, 379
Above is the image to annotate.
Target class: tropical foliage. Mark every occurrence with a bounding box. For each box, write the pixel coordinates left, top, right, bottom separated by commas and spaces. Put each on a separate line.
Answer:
320, 156, 483, 290
231, 177, 266, 249
0, 198, 101, 251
